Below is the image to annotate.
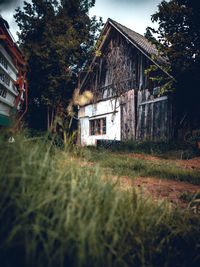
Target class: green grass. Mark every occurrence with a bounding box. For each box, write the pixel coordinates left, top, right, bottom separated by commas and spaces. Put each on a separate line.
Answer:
107, 139, 200, 160
83, 149, 200, 185
0, 131, 200, 267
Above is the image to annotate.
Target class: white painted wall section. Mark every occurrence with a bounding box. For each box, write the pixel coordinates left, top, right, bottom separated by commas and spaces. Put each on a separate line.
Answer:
78, 98, 121, 146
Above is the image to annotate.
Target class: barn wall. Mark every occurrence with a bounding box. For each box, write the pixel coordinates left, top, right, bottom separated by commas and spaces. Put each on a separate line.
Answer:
79, 26, 173, 144
81, 27, 138, 102
78, 98, 121, 146
121, 89, 135, 140
136, 89, 172, 140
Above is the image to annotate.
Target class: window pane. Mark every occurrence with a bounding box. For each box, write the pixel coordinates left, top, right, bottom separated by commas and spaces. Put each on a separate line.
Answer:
103, 118, 106, 134
97, 119, 101, 135
90, 120, 95, 135
0, 85, 7, 98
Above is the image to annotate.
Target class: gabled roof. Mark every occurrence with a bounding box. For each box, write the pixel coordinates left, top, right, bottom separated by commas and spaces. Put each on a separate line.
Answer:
107, 19, 174, 80
80, 18, 173, 90
108, 19, 164, 64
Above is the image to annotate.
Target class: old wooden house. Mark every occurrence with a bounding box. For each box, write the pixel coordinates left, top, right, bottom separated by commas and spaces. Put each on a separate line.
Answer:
78, 18, 173, 146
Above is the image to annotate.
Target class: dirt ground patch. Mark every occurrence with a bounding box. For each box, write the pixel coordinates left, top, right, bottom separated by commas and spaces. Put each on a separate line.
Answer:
76, 154, 200, 209
175, 157, 200, 170
115, 153, 200, 208
116, 176, 200, 209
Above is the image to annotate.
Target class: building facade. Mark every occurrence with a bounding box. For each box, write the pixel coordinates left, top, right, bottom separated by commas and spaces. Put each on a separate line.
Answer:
0, 16, 27, 127
78, 19, 173, 146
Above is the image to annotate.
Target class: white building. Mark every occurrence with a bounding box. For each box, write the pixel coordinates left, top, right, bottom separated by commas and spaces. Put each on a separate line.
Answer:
0, 16, 27, 127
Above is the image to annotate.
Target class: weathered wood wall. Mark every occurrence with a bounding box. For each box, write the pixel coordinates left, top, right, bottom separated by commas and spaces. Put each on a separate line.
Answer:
82, 26, 139, 101
121, 89, 135, 140
136, 89, 172, 140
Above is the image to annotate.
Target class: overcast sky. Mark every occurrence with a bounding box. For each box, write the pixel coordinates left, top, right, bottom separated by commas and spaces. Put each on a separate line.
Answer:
0, 0, 162, 40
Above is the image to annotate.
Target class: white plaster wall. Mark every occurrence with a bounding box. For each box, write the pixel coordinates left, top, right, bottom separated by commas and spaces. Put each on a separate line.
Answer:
78, 98, 121, 146
0, 43, 20, 118
0, 101, 10, 116
0, 44, 18, 80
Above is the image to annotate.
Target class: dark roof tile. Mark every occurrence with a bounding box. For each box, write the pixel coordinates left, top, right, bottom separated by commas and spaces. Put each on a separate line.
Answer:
108, 19, 167, 65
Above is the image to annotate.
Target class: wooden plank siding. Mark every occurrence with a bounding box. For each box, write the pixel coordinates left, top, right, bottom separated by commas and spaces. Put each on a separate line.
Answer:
136, 89, 172, 140
121, 89, 135, 140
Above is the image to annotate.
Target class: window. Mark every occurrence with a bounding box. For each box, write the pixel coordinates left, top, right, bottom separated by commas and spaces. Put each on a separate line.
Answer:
90, 120, 95, 135
90, 118, 106, 135
0, 85, 7, 98
97, 119, 101, 134
103, 118, 106, 134
0, 53, 8, 70
0, 72, 10, 86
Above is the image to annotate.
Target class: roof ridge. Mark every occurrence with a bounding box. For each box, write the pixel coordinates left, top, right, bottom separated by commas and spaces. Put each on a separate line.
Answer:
108, 18, 144, 38
107, 18, 169, 65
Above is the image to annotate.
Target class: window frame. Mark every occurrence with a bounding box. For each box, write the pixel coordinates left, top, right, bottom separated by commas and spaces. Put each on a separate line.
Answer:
0, 53, 8, 70
89, 117, 106, 136
0, 85, 7, 98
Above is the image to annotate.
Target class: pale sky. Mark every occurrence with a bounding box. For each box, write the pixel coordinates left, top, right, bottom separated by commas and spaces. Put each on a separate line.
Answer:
0, 0, 162, 40
90, 0, 161, 35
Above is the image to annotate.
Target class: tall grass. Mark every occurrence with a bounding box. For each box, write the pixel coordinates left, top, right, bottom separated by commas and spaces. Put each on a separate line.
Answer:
0, 132, 200, 267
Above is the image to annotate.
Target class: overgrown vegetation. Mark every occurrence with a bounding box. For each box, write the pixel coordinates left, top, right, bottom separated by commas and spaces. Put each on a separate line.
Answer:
0, 131, 200, 267
149, 0, 200, 133
179, 192, 200, 213
83, 148, 200, 185
108, 138, 200, 159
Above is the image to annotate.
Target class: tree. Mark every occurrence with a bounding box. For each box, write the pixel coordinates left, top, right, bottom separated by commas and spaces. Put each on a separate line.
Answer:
144, 27, 159, 46
14, 0, 102, 131
149, 0, 200, 133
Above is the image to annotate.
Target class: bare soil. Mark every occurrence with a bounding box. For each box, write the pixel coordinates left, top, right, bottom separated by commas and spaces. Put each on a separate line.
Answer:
117, 153, 200, 209
76, 153, 200, 209
115, 176, 200, 209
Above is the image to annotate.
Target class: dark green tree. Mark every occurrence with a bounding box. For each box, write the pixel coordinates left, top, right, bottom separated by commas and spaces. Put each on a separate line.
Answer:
14, 0, 102, 130
149, 0, 200, 134
144, 27, 159, 46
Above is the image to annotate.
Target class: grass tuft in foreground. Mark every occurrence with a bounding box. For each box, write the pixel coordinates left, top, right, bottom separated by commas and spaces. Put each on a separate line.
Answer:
0, 132, 200, 267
